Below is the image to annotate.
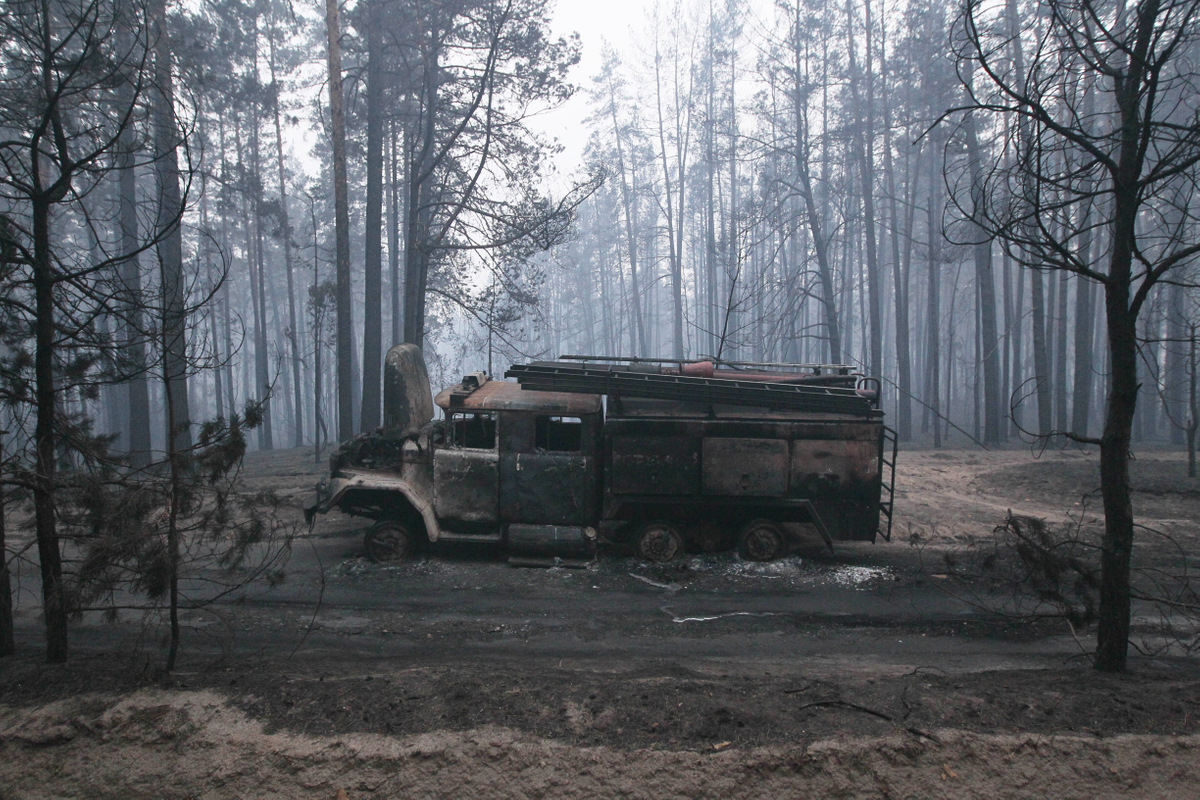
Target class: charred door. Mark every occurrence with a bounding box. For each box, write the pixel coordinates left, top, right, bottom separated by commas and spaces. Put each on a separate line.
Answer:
434, 411, 499, 523
499, 412, 598, 525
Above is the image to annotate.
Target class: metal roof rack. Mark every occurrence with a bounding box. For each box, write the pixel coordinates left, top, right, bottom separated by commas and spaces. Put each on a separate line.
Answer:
505, 361, 881, 418
558, 354, 857, 375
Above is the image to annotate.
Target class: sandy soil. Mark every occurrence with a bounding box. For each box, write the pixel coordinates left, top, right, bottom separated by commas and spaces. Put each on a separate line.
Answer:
2, 687, 1199, 799
2, 445, 1199, 798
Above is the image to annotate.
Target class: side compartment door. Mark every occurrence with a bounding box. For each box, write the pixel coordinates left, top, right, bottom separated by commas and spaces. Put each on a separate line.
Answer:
702, 438, 789, 496
609, 436, 700, 496
500, 414, 597, 525
433, 411, 499, 524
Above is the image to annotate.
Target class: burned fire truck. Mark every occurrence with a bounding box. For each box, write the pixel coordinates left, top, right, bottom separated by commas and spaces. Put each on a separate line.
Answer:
306, 344, 897, 564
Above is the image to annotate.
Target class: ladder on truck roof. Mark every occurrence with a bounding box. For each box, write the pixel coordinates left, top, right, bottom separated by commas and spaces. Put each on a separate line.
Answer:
558, 354, 859, 374
505, 361, 883, 418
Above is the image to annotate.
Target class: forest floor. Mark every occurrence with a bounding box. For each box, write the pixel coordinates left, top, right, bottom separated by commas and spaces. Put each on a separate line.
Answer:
2, 444, 1200, 798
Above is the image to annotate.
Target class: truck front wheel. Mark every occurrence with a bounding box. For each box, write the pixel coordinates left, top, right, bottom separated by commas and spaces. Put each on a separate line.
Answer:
634, 521, 685, 563
738, 520, 786, 562
365, 520, 415, 563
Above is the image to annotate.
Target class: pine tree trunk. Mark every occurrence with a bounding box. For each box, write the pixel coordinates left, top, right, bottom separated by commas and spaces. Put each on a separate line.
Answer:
248, 80, 274, 450
326, 0, 354, 441
964, 103, 1002, 444
199, 173, 223, 422
268, 32, 304, 447
0, 453, 12, 655
1005, 0, 1031, 438
653, 33, 686, 360
1071, 124, 1097, 440
791, 8, 842, 366
926, 146, 942, 448
235, 116, 268, 448
1188, 330, 1197, 477
881, 34, 912, 438
222, 273, 236, 419
403, 28, 440, 350
32, 190, 68, 663
705, 101, 718, 357
163, 360, 182, 673
311, 199, 328, 461
1011, 253, 1026, 436
1094, 16, 1157, 665
725, 47, 739, 361
389, 117, 403, 347
116, 13, 152, 468
1030, 269, 1053, 435
1055, 269, 1070, 434
216, 115, 237, 420
1001, 245, 1014, 428
361, 0, 384, 430
150, 0, 191, 455
1096, 298, 1138, 672
609, 94, 646, 357
846, 0, 882, 376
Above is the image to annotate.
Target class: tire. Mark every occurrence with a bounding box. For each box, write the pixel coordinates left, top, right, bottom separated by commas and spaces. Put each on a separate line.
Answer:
364, 519, 415, 563
634, 521, 685, 563
738, 519, 786, 562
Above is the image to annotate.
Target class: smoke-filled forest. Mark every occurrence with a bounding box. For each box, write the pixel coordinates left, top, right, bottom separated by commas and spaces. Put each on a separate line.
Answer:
2, 0, 1200, 678
6, 4, 1200, 795
8, 0, 1198, 457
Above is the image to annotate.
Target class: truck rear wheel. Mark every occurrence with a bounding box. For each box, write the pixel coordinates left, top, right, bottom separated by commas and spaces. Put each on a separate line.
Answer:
634, 521, 685, 563
365, 520, 415, 563
738, 519, 786, 562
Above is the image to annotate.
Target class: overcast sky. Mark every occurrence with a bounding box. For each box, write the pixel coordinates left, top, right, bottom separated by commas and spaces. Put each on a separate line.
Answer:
539, 0, 640, 175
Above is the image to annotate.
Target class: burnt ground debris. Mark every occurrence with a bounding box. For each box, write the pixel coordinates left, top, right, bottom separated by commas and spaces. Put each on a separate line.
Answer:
1, 446, 1199, 796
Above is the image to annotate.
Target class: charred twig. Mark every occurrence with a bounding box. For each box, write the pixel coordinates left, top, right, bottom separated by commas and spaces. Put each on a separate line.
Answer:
792, 698, 940, 743
288, 536, 327, 661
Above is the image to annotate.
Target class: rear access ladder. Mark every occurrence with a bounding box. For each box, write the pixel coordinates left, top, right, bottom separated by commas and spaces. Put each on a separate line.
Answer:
878, 425, 898, 541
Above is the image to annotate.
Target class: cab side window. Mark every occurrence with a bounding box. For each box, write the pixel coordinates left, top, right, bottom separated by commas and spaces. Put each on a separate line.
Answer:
535, 416, 582, 452
448, 412, 496, 449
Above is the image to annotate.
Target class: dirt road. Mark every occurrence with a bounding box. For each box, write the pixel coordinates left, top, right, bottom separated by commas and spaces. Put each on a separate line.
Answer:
2, 446, 1198, 798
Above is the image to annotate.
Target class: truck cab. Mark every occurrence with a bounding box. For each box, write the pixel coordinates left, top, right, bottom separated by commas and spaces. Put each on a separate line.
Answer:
430, 376, 603, 559
309, 356, 604, 564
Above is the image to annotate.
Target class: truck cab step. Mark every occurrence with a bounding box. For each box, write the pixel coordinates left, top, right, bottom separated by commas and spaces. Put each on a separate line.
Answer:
436, 530, 503, 544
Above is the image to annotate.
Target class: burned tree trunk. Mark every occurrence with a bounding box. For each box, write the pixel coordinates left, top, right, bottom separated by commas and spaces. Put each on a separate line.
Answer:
361, 0, 385, 431
151, 0, 191, 454
325, 0, 354, 441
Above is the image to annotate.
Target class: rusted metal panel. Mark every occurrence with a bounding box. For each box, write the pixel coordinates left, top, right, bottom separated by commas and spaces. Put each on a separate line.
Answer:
789, 437, 883, 541
606, 416, 881, 442
701, 438, 789, 496
781, 421, 882, 442
789, 439, 880, 497
434, 380, 602, 415
433, 448, 498, 523
499, 452, 596, 525
609, 436, 699, 496
613, 399, 877, 423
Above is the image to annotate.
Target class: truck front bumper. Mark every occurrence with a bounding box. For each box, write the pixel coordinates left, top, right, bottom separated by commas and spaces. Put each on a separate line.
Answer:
304, 477, 336, 525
